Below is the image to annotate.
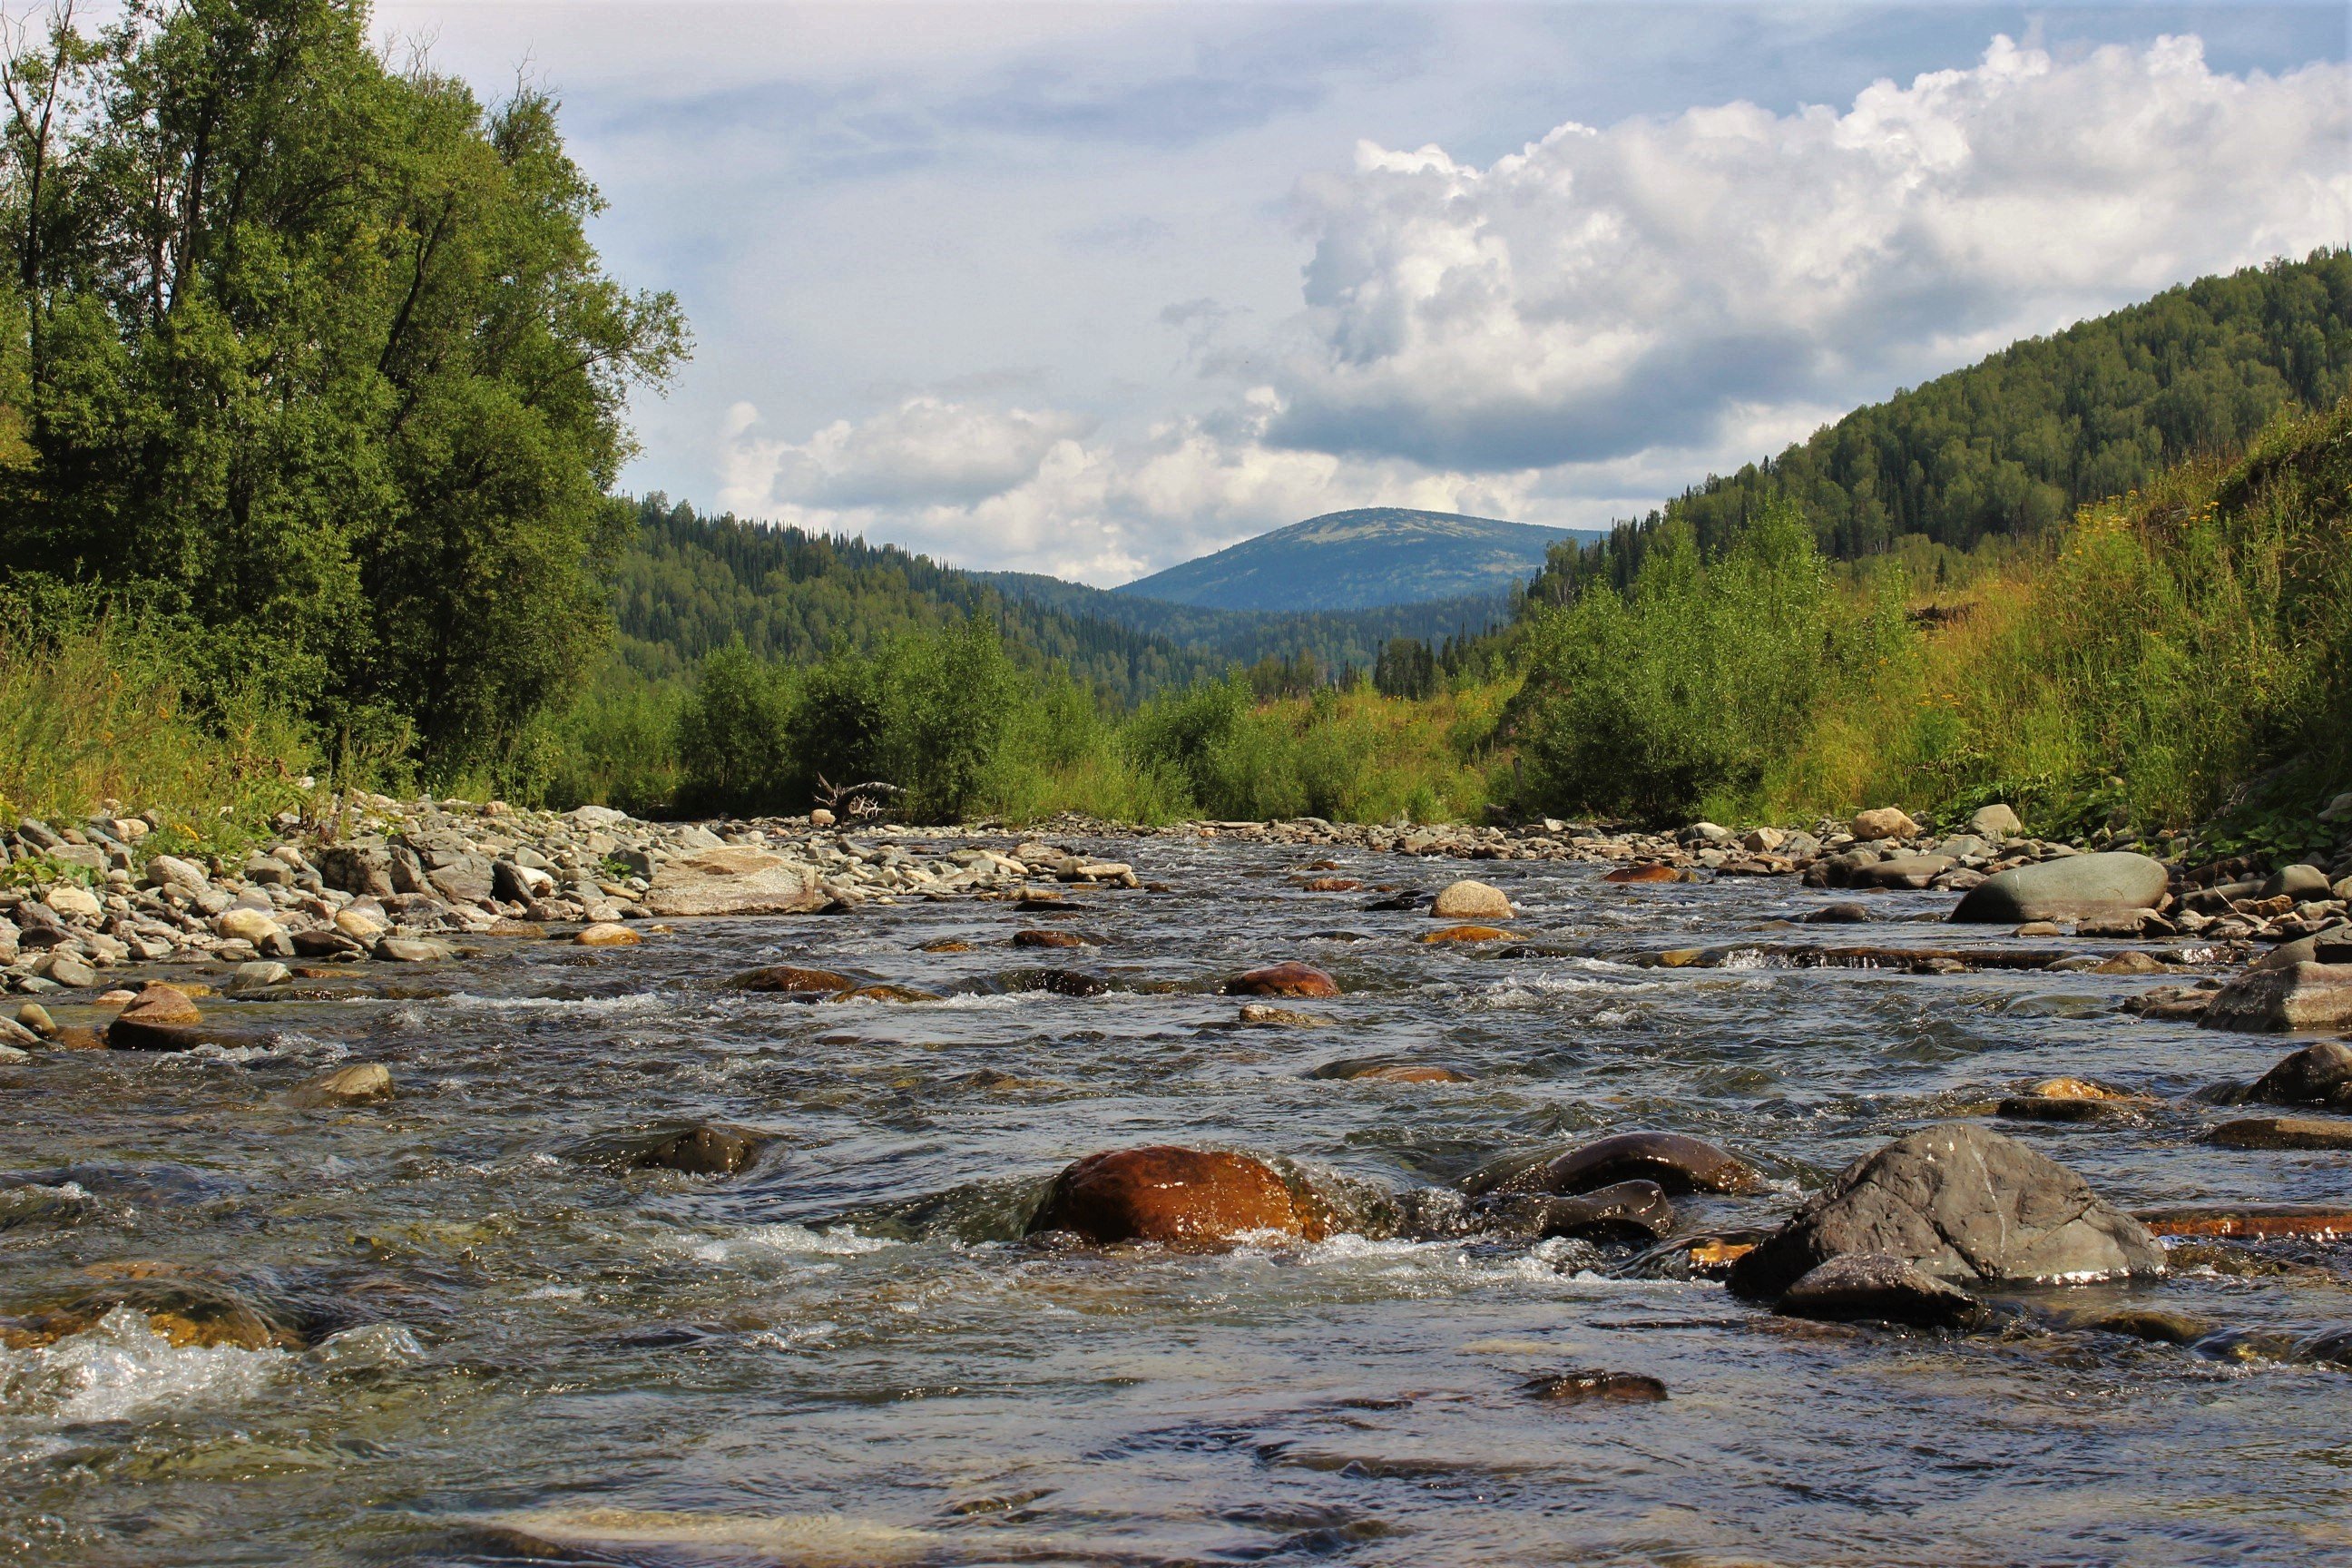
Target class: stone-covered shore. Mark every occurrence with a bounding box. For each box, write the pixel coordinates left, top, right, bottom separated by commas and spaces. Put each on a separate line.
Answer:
2, 791, 2347, 1014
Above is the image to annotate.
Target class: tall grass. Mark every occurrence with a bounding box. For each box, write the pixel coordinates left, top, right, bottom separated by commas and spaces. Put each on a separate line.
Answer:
0, 615, 318, 853
1505, 397, 2352, 836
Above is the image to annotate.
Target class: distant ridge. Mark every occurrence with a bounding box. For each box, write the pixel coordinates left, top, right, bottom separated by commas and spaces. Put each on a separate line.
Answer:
1116, 507, 1601, 612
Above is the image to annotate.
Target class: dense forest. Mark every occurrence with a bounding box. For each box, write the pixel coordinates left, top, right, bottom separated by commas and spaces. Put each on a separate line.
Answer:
1529, 251, 2352, 603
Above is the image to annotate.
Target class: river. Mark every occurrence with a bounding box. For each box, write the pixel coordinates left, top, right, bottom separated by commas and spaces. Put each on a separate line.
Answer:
5, 832, 2347, 1565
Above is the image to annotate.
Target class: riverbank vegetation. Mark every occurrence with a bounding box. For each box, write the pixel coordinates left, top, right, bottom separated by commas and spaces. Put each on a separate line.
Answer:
0, 5, 2341, 845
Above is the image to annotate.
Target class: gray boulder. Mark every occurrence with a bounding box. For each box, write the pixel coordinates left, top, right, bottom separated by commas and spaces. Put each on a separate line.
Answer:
316, 845, 395, 898
2264, 864, 2333, 900
1950, 851, 2169, 923
1965, 803, 2024, 839
2200, 962, 2352, 1033
1728, 1122, 2164, 1300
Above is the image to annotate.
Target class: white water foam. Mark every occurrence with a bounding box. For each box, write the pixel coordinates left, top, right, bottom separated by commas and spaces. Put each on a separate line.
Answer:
0, 1308, 288, 1427
687, 1223, 900, 1264
433, 990, 669, 1017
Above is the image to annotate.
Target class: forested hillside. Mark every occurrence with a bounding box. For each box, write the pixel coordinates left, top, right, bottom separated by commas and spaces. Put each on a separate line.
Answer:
612, 498, 1519, 704
1530, 250, 2352, 602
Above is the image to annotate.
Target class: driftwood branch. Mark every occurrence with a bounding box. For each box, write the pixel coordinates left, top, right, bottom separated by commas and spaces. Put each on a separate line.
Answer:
813, 774, 906, 818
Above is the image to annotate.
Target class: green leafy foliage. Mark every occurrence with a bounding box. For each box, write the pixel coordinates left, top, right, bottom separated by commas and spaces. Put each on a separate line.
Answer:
1509, 505, 1899, 820
0, 0, 683, 776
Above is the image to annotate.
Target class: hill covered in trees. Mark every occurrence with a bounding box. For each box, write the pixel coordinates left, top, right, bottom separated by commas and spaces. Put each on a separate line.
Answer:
1529, 250, 2352, 603
612, 499, 1519, 705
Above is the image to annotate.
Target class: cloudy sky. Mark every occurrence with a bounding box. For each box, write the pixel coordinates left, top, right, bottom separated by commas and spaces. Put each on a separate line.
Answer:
376, 1, 2351, 584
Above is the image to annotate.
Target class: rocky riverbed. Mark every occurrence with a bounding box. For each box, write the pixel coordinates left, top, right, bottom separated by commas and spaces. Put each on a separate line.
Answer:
5, 798, 2352, 1563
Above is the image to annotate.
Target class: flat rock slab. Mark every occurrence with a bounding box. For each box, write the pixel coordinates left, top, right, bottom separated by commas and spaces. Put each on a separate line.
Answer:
1950, 851, 2170, 924
1847, 855, 1953, 890
2135, 1203, 2352, 1240
2200, 962, 2352, 1033
2209, 1115, 2352, 1151
643, 848, 822, 918
1729, 1122, 2164, 1300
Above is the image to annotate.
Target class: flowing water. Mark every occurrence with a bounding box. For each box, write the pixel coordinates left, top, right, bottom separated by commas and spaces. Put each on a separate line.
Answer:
6, 835, 2352, 1566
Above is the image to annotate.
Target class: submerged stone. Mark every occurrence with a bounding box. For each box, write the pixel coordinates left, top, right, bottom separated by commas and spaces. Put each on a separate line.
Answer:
1521, 1369, 1667, 1404
285, 1063, 394, 1109
1463, 1131, 1767, 1200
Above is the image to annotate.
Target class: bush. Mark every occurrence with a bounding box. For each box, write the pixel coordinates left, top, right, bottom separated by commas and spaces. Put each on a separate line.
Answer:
1511, 505, 1858, 820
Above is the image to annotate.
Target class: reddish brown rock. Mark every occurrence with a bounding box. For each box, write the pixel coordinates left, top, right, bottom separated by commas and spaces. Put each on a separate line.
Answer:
726, 965, 862, 995
1604, 863, 1681, 884
1421, 925, 1514, 944
2134, 1203, 2352, 1240
1028, 1147, 1324, 1246
1310, 1058, 1470, 1083
1225, 962, 1340, 998
1013, 929, 1089, 948
1298, 877, 1363, 892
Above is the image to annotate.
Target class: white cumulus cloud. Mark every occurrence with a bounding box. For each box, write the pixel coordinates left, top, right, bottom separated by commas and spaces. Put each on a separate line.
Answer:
722, 396, 1094, 512
1262, 34, 2352, 470
714, 34, 2350, 582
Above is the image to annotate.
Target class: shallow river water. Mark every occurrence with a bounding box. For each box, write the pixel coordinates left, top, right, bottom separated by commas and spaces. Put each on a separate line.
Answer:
7, 834, 2352, 1566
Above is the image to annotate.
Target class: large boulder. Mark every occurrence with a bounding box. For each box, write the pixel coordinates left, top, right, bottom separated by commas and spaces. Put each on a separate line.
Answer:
1729, 1123, 2164, 1300
1028, 1146, 1323, 1246
2248, 1041, 2352, 1107
2264, 864, 2334, 900
2200, 963, 2352, 1033
1431, 879, 1513, 919
642, 848, 821, 917
1949, 851, 2169, 924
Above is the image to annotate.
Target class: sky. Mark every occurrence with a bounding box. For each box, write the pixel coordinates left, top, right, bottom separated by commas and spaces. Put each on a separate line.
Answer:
372, 1, 2352, 585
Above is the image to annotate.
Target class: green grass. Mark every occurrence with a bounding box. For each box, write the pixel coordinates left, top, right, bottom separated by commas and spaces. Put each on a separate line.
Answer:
0, 614, 318, 856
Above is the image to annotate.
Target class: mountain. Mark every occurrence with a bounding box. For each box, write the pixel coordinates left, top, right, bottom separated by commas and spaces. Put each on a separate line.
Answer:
1114, 508, 1601, 612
